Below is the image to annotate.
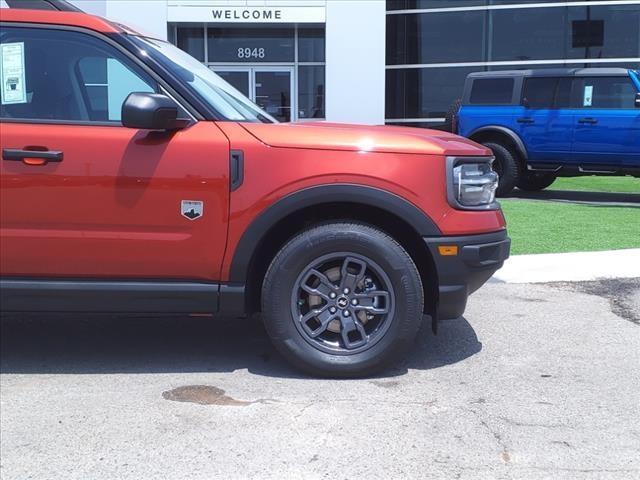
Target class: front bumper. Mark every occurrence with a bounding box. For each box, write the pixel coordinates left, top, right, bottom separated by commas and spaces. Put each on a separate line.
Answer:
424, 230, 511, 320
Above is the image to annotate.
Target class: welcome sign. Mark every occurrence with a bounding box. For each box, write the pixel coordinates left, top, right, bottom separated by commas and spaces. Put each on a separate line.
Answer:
168, 4, 326, 24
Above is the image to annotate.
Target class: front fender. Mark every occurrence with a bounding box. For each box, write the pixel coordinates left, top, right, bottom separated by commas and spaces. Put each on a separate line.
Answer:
469, 126, 529, 161
228, 184, 442, 284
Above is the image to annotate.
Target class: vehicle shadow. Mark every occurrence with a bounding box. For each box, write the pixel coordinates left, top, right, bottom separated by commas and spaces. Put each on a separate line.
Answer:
0, 314, 481, 379
507, 188, 640, 206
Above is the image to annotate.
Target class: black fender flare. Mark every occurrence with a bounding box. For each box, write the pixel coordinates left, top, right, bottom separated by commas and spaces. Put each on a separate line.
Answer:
228, 184, 441, 284
469, 126, 528, 161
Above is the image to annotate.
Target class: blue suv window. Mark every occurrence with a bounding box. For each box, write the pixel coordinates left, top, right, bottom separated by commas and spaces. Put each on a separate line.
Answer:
576, 77, 637, 109
469, 78, 514, 105
523, 78, 556, 108
523, 77, 572, 109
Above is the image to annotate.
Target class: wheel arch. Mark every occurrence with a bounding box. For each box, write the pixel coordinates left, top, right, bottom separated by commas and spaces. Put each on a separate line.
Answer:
469, 126, 528, 163
228, 184, 441, 324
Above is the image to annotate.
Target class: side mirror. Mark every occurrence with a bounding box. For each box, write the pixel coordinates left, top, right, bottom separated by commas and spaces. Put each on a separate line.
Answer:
635, 92, 640, 108
122, 92, 184, 130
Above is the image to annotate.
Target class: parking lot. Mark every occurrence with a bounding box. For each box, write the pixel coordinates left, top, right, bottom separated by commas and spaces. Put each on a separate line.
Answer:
1, 279, 638, 479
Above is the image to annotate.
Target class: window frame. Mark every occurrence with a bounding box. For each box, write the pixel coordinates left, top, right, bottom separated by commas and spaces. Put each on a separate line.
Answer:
521, 76, 574, 110
571, 75, 638, 110
0, 22, 198, 127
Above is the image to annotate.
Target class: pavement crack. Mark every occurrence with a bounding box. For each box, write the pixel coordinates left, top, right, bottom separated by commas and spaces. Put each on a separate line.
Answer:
468, 407, 512, 465
497, 416, 568, 429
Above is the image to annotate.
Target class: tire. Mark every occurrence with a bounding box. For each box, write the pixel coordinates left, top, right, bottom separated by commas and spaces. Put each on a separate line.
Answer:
262, 222, 424, 378
482, 142, 521, 197
443, 99, 462, 133
516, 171, 556, 192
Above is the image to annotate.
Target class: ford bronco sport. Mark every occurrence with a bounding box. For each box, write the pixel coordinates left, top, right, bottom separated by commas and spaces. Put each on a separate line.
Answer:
0, 3, 510, 377
452, 68, 640, 196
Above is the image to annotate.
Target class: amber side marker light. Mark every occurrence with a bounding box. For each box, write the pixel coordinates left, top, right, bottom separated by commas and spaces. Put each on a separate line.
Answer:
438, 246, 459, 256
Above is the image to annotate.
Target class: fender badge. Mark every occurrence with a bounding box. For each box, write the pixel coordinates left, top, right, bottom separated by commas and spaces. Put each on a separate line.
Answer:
181, 200, 204, 221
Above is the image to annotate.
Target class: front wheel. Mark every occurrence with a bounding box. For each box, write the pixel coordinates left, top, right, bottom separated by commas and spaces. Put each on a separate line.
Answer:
262, 223, 424, 378
482, 142, 521, 197
516, 171, 556, 191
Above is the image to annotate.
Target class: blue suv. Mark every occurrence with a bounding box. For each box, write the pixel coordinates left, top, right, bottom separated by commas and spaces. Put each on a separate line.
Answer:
452, 68, 640, 196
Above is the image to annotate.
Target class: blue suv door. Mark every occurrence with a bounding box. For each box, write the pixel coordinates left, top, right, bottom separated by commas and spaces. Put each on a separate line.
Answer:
572, 74, 640, 169
516, 77, 574, 164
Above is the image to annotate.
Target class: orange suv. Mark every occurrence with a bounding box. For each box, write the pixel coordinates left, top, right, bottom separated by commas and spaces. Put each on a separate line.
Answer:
0, 2, 510, 376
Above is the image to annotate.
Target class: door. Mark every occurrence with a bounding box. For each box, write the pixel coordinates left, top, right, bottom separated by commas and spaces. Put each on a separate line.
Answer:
572, 76, 640, 168
0, 26, 230, 281
254, 69, 292, 122
517, 77, 574, 164
213, 67, 293, 122
216, 69, 251, 98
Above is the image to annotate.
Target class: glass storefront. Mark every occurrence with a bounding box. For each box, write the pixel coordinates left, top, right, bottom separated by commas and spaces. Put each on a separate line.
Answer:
169, 24, 325, 122
386, 0, 640, 127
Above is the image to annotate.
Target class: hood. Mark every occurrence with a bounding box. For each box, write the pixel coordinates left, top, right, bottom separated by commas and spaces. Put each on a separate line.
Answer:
240, 122, 491, 157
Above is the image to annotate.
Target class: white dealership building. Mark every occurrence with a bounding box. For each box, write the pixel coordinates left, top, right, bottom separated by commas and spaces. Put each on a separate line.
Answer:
56, 0, 640, 127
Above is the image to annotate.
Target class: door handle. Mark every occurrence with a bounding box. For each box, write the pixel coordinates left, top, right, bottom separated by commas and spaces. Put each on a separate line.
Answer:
578, 118, 598, 125
2, 148, 63, 165
517, 118, 535, 124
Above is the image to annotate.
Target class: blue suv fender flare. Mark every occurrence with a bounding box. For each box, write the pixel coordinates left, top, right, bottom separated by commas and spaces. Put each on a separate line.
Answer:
469, 126, 529, 162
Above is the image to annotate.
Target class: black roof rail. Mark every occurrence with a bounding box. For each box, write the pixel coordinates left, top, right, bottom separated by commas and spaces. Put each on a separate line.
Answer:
5, 0, 83, 12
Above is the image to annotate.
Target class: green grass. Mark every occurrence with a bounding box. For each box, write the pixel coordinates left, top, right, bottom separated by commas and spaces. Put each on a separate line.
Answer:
500, 199, 640, 255
550, 176, 640, 194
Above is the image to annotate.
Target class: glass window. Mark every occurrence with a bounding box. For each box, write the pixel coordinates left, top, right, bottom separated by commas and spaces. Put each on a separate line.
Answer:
298, 65, 325, 119
469, 78, 515, 105
568, 5, 640, 59
386, 67, 477, 118
207, 26, 294, 63
576, 77, 638, 109
555, 78, 573, 108
490, 8, 566, 61
387, 1, 486, 10
0, 26, 156, 122
176, 26, 205, 62
298, 27, 325, 63
387, 11, 485, 65
522, 78, 557, 109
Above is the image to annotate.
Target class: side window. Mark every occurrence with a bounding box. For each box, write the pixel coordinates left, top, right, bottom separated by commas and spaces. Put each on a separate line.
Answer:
469, 78, 515, 105
0, 26, 157, 123
76, 57, 155, 122
522, 78, 557, 109
577, 77, 637, 109
554, 78, 573, 109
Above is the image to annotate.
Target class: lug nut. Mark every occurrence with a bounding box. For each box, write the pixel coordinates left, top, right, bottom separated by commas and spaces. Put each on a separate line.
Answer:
343, 310, 351, 317
329, 307, 337, 314
351, 299, 359, 306
329, 292, 337, 299
343, 288, 350, 295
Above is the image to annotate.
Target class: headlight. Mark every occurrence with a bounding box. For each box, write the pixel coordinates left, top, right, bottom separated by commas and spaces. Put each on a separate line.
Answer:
446, 157, 499, 210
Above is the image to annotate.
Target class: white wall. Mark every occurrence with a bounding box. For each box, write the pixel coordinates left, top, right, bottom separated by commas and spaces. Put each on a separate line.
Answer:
70, 0, 168, 40
325, 0, 386, 125
69, 0, 106, 16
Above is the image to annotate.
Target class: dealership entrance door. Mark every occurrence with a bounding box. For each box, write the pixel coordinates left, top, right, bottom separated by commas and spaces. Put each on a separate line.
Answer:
214, 67, 294, 122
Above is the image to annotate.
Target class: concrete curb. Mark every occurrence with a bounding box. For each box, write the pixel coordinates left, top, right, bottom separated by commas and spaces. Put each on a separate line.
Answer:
491, 248, 640, 284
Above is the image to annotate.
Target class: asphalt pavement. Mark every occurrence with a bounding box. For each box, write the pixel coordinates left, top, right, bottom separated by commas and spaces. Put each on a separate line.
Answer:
1, 279, 639, 480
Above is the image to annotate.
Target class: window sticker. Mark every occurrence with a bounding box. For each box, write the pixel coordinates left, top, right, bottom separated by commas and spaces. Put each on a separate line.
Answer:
1, 42, 27, 105
583, 85, 593, 107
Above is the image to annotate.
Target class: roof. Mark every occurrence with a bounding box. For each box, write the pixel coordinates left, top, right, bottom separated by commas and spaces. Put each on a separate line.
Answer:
0, 8, 121, 34
468, 67, 632, 79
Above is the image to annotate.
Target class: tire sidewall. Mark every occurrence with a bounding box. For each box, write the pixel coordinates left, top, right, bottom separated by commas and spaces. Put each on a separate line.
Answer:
262, 224, 423, 377
483, 142, 521, 196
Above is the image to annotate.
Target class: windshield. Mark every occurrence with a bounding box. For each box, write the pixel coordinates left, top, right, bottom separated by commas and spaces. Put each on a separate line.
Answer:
131, 36, 277, 123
